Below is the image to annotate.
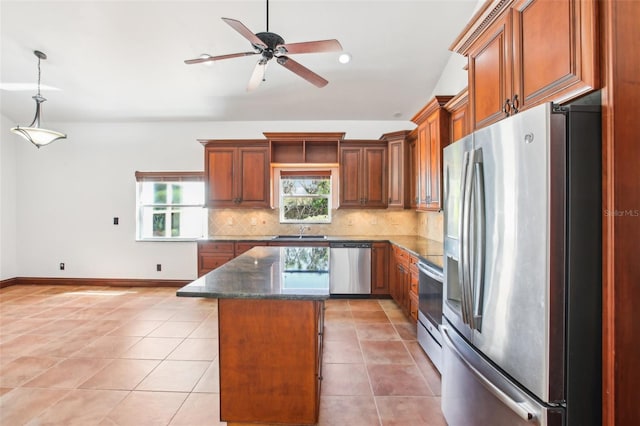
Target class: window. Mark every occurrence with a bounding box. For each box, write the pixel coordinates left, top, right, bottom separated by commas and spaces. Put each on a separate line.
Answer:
135, 171, 205, 240
279, 171, 331, 223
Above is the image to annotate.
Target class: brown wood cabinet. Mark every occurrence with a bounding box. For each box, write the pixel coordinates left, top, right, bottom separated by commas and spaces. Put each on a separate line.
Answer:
201, 141, 270, 208
265, 132, 344, 164
445, 88, 471, 142
339, 141, 388, 209
407, 132, 419, 209
371, 242, 389, 295
381, 131, 412, 209
451, 0, 598, 130
389, 244, 419, 322
197, 241, 235, 277
411, 96, 452, 211
234, 241, 268, 256
218, 298, 323, 424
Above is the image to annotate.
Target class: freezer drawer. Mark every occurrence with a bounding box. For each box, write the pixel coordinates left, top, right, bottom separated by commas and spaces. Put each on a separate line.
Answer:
441, 324, 564, 426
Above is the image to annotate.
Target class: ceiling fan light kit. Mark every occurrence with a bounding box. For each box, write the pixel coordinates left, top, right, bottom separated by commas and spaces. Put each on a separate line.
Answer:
184, 0, 342, 91
11, 50, 67, 148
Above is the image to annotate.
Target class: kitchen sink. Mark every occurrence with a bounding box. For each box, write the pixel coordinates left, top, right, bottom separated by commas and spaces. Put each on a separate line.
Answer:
272, 235, 327, 240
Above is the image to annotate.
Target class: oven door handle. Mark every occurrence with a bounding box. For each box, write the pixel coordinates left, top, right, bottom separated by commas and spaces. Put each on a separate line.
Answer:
417, 262, 443, 282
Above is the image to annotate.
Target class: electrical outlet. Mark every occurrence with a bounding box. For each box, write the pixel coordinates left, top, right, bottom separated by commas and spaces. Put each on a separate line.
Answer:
250, 217, 257, 226
113, 217, 119, 225
226, 217, 233, 225
156, 264, 162, 272
59, 262, 65, 270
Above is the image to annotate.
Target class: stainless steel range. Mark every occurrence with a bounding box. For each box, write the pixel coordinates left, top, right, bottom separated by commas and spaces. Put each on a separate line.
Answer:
417, 259, 443, 373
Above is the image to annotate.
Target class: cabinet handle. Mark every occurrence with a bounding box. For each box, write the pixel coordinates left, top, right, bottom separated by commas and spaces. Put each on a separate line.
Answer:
503, 98, 512, 116
511, 94, 520, 114
503, 95, 520, 117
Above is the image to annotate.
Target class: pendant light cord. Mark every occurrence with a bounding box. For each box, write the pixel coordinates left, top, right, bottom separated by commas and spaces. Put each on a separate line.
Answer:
266, 0, 269, 32
36, 55, 42, 98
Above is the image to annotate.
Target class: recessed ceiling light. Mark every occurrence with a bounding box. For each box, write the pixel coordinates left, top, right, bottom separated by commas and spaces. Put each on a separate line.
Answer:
338, 53, 351, 64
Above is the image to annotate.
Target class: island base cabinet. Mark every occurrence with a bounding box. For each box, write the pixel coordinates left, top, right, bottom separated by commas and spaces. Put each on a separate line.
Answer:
218, 298, 323, 425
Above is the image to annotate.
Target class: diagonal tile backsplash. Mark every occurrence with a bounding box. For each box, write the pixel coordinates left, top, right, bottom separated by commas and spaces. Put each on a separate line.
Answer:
208, 209, 444, 242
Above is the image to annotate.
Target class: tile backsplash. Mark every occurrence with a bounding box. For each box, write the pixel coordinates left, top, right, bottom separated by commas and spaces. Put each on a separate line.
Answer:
208, 208, 444, 242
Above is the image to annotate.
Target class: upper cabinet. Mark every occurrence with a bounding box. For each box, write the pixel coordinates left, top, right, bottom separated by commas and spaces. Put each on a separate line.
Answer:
201, 140, 270, 208
411, 96, 452, 212
266, 132, 343, 164
381, 131, 412, 209
451, 0, 598, 130
445, 88, 471, 143
340, 141, 388, 209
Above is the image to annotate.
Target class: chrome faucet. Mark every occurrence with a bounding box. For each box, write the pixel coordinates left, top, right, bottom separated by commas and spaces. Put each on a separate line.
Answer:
298, 225, 310, 237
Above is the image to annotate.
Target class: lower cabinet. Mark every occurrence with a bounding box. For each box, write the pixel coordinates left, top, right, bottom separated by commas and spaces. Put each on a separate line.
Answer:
197, 241, 235, 277
389, 244, 418, 323
371, 242, 389, 295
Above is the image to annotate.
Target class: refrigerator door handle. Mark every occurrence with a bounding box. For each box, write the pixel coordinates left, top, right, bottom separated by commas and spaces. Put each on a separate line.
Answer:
462, 150, 476, 328
472, 160, 486, 329
441, 326, 537, 423
458, 151, 471, 325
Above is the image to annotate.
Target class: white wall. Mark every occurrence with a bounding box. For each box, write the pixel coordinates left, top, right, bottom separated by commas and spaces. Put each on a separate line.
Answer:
5, 119, 412, 280
0, 114, 18, 280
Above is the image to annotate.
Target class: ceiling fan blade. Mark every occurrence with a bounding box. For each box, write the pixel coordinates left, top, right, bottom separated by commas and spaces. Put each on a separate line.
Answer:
247, 61, 267, 92
276, 56, 329, 88
278, 39, 343, 55
184, 51, 257, 64
222, 17, 267, 49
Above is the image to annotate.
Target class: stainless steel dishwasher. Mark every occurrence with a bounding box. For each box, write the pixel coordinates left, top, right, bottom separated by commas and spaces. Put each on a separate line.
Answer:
329, 242, 371, 295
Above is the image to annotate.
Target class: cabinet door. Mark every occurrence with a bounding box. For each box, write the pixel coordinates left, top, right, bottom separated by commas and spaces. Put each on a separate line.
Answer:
511, 0, 597, 110
371, 242, 389, 295
362, 146, 387, 208
408, 136, 419, 209
468, 9, 513, 129
237, 147, 270, 208
416, 125, 430, 209
205, 147, 236, 207
339, 147, 363, 208
388, 140, 404, 208
426, 109, 450, 210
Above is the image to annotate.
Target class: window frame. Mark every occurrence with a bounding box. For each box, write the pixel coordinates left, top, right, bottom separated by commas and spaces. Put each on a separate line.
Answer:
135, 171, 205, 241
278, 170, 333, 224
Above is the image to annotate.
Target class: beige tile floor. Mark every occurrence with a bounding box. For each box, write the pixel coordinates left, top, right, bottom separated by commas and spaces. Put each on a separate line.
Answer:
0, 285, 445, 425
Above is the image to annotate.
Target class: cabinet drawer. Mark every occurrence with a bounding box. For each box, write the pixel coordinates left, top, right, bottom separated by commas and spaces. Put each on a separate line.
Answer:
235, 242, 268, 255
198, 241, 235, 254
199, 253, 234, 271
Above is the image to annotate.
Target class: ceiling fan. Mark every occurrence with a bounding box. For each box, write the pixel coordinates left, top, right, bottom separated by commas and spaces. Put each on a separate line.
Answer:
184, 0, 343, 91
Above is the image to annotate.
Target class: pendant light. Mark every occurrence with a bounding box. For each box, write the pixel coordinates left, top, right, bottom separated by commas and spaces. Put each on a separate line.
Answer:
11, 50, 67, 148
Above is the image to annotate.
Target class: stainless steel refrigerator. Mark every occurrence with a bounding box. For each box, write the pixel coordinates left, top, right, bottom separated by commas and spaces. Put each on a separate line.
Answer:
441, 101, 601, 426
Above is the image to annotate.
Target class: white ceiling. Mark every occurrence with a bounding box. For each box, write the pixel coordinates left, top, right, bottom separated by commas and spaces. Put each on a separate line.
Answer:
0, 0, 478, 124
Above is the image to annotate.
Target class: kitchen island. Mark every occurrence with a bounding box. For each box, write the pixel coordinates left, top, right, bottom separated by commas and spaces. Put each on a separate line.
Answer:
177, 246, 329, 425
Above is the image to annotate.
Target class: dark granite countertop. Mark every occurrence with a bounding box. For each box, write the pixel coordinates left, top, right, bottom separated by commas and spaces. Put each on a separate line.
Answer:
178, 246, 330, 300
201, 234, 444, 270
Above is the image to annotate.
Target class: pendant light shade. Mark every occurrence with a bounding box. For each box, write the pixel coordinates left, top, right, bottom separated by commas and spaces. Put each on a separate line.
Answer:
10, 50, 66, 148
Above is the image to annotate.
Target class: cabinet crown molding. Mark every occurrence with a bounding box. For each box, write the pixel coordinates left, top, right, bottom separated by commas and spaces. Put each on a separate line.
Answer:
379, 130, 411, 142
263, 132, 345, 141
410, 96, 454, 125
449, 0, 514, 54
